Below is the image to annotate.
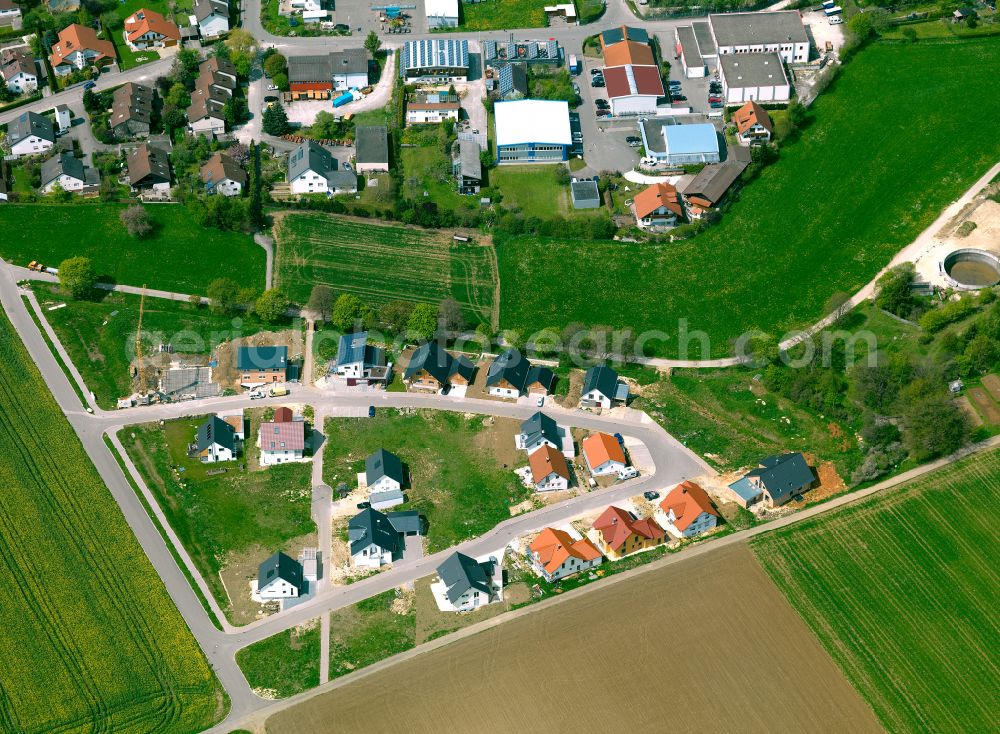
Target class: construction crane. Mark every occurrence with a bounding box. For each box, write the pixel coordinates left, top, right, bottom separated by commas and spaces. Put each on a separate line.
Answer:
135, 285, 147, 397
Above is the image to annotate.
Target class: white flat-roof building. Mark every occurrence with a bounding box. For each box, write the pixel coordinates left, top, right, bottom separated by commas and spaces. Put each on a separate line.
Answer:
709, 11, 809, 64
494, 99, 572, 164
719, 52, 790, 104
425, 0, 458, 28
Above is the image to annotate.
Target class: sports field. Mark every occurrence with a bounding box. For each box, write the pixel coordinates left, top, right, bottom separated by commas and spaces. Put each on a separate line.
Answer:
0, 204, 266, 294
754, 448, 1000, 733
0, 309, 224, 732
265, 544, 880, 733
274, 213, 498, 325
498, 39, 1000, 357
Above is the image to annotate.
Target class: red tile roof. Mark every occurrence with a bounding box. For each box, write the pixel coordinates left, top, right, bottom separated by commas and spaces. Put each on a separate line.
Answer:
529, 528, 602, 575
602, 40, 654, 67
124, 8, 181, 43
733, 100, 773, 135
659, 480, 719, 532
604, 64, 664, 100
260, 419, 305, 451
273, 406, 293, 423
593, 505, 664, 551
49, 24, 116, 68
528, 443, 570, 484
582, 432, 626, 469
633, 182, 683, 220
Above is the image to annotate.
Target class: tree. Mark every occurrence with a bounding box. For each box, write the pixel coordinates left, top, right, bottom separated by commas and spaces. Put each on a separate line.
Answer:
263, 52, 287, 79
961, 333, 999, 375
207, 277, 240, 314
224, 28, 256, 78
247, 141, 263, 228
170, 48, 201, 88
364, 30, 382, 58
262, 103, 289, 136
438, 297, 465, 333
58, 256, 96, 298
479, 149, 494, 171
255, 289, 289, 323
306, 284, 334, 321
272, 72, 288, 92
162, 106, 187, 134
120, 205, 153, 238
898, 380, 970, 462
49, 183, 72, 202
188, 293, 202, 308
408, 303, 438, 341
874, 263, 916, 317
331, 293, 363, 331
83, 88, 101, 113
847, 12, 874, 41
379, 300, 413, 333
850, 353, 911, 412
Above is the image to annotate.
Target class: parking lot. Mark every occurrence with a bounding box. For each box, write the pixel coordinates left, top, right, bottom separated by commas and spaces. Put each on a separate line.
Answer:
572, 55, 641, 173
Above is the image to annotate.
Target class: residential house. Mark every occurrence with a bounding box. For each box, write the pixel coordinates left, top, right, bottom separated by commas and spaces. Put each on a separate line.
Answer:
258, 408, 307, 466
400, 39, 470, 82
425, 0, 458, 28
708, 11, 809, 64
516, 411, 572, 457
680, 147, 751, 219
219, 410, 246, 440
186, 73, 228, 137
402, 341, 475, 393
453, 138, 482, 195
406, 91, 460, 125
355, 125, 389, 173
432, 551, 502, 612
348, 507, 420, 568
581, 432, 627, 477
0, 0, 22, 28
123, 8, 180, 49
200, 151, 246, 196
570, 178, 601, 209
580, 365, 629, 409
126, 143, 171, 194
53, 104, 72, 133
365, 448, 404, 494
633, 181, 683, 229
193, 0, 229, 37
527, 443, 570, 491
48, 23, 115, 76
7, 111, 54, 157
719, 52, 789, 105
495, 99, 572, 164
110, 82, 154, 138
256, 552, 303, 599
592, 505, 665, 559
639, 120, 721, 166
528, 528, 602, 582
200, 56, 238, 89
194, 415, 238, 463
40, 151, 99, 194
733, 100, 773, 145
727, 452, 815, 508
1, 48, 37, 95
486, 348, 555, 399
237, 345, 288, 386
332, 331, 390, 384
656, 480, 719, 538
288, 140, 357, 196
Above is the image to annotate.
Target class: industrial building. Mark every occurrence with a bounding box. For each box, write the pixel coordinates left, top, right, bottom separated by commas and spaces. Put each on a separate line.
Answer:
719, 52, 790, 104
639, 121, 721, 166
494, 99, 572, 165
709, 11, 809, 64
400, 39, 470, 82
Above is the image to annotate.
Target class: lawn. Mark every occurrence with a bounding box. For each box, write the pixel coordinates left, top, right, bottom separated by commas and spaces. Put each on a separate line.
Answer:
323, 409, 531, 551
0, 308, 225, 732
274, 212, 498, 325
497, 39, 1000, 358
117, 45, 160, 71
120, 414, 315, 617
399, 127, 470, 212
236, 619, 322, 698
753, 446, 1000, 733
36, 286, 286, 409
454, 0, 547, 30
0, 203, 266, 294
492, 165, 577, 219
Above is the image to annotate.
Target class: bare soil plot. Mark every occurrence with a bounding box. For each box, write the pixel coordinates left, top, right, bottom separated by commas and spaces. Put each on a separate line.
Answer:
981, 373, 1000, 402
265, 544, 880, 734
957, 395, 985, 427
968, 386, 1000, 424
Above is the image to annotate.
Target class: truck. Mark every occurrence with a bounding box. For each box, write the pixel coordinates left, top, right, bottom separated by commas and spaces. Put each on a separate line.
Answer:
568, 54, 580, 75
823, 5, 843, 15
269, 384, 289, 397
332, 91, 353, 107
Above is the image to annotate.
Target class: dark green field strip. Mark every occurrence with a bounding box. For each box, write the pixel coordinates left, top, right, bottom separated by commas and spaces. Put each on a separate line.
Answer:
753, 448, 1000, 733
499, 39, 1000, 357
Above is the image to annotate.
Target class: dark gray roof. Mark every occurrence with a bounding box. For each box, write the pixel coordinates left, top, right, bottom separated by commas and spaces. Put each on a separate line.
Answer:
288, 54, 333, 82
196, 415, 236, 452
348, 507, 403, 556
709, 11, 808, 46
193, 0, 229, 22
746, 453, 813, 503
682, 156, 750, 205
8, 111, 54, 145
332, 48, 370, 76
236, 345, 288, 370
719, 52, 787, 89
335, 331, 385, 368
41, 151, 86, 187
386, 510, 420, 535
583, 365, 620, 400
355, 125, 388, 165
257, 551, 303, 590
288, 140, 336, 182
436, 551, 494, 604
570, 179, 600, 204
520, 411, 560, 448
692, 21, 716, 54
456, 138, 482, 180
486, 348, 529, 389
526, 365, 555, 391
365, 448, 403, 485
404, 342, 472, 384
676, 25, 704, 68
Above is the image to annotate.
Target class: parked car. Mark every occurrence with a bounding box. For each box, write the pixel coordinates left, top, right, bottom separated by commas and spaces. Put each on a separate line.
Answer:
643, 491, 659, 501
596, 109, 611, 117
829, 15, 843, 23
595, 99, 609, 108
356, 501, 371, 509
709, 102, 724, 108
625, 135, 641, 144
708, 96, 722, 103
591, 78, 605, 88
368, 405, 376, 417
672, 94, 687, 101
264, 95, 279, 103
614, 433, 624, 445
267, 83, 278, 91
619, 467, 639, 480
83, 81, 96, 90
668, 80, 682, 87
590, 67, 603, 75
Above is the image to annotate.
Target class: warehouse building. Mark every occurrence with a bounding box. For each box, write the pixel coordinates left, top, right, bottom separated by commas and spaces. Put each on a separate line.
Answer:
425, 0, 458, 28
400, 39, 470, 82
719, 52, 789, 104
639, 121, 721, 166
494, 99, 572, 164
709, 11, 809, 64
604, 64, 663, 117
675, 25, 706, 78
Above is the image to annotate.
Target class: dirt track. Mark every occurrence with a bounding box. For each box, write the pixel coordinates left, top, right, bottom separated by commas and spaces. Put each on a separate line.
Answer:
265, 544, 882, 734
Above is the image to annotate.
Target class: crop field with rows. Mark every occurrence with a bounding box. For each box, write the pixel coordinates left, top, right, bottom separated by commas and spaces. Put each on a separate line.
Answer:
754, 448, 1000, 733
274, 214, 498, 326
0, 310, 225, 732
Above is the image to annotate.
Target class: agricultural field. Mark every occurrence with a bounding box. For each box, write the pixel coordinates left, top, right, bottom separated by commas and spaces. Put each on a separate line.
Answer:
274, 213, 497, 325
0, 204, 266, 294
35, 286, 287, 409
498, 39, 1000, 357
0, 309, 225, 732
323, 409, 530, 551
455, 0, 547, 30
120, 412, 315, 622
754, 447, 1000, 733
264, 544, 880, 733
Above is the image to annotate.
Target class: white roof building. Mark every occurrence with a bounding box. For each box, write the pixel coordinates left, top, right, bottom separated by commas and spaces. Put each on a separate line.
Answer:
425, 0, 458, 28
494, 99, 573, 164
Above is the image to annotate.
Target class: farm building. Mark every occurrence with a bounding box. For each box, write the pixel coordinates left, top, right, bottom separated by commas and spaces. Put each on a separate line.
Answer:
288, 50, 369, 99
237, 345, 288, 386
403, 342, 476, 393
400, 39, 470, 82
709, 10, 809, 63
200, 152, 246, 196
288, 140, 357, 196
485, 348, 554, 398
571, 179, 601, 209
655, 481, 719, 538
582, 432, 628, 477
639, 120, 722, 166
580, 365, 629, 409
7, 111, 54, 158
733, 100, 773, 144
528, 528, 603, 582
727, 452, 815, 508
719, 52, 790, 105
591, 505, 665, 559
432, 551, 503, 612
256, 552, 303, 600
453, 138, 482, 195
633, 181, 683, 229
494, 99, 572, 164
332, 331, 389, 384
40, 151, 99, 195
355, 125, 389, 173
425, 0, 458, 28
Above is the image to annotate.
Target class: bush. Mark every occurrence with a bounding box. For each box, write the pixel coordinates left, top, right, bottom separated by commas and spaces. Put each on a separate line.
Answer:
918, 296, 978, 332
120, 205, 152, 238
58, 256, 96, 298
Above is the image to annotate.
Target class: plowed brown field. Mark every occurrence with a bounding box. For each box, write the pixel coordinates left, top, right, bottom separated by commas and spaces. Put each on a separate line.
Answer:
266, 544, 881, 734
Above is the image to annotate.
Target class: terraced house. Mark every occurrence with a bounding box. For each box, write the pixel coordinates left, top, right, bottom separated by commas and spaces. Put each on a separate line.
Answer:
403, 342, 475, 393
111, 83, 154, 138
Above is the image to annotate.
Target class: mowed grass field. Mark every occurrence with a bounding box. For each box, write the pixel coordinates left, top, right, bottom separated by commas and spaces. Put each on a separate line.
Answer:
0, 309, 225, 731
754, 447, 1000, 733
265, 544, 881, 733
274, 213, 497, 325
498, 39, 1000, 357
0, 204, 266, 294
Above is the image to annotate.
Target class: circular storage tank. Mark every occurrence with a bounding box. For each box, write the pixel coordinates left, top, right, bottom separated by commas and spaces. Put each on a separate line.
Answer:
942, 248, 1000, 290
